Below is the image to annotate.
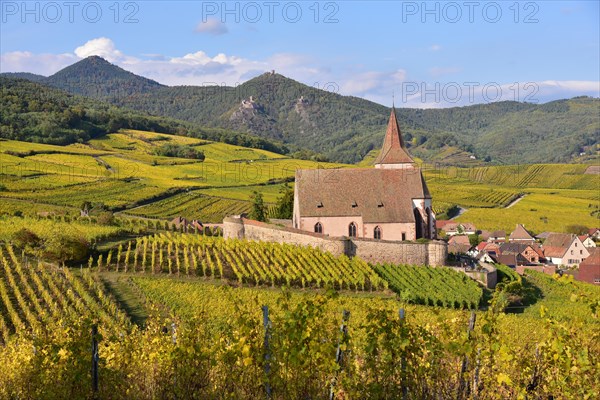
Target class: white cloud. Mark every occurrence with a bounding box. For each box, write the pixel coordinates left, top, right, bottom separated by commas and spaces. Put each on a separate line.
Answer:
339, 69, 408, 102
195, 18, 228, 35
430, 44, 442, 51
1, 38, 598, 108
537, 80, 600, 93
74, 37, 131, 63
0, 51, 77, 76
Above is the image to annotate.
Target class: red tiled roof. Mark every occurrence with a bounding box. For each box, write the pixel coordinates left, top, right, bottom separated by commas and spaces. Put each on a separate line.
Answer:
295, 167, 431, 223
373, 107, 414, 165
578, 248, 600, 284
580, 248, 600, 268
436, 220, 453, 229
530, 243, 545, 258
448, 235, 470, 245
509, 224, 534, 241
543, 233, 575, 258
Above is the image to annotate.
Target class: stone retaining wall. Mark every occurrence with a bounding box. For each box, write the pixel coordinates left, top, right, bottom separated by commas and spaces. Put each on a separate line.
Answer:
223, 217, 447, 266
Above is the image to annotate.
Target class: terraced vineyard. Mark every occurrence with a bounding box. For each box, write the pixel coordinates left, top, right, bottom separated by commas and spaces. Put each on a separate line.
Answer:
462, 164, 597, 190
2, 133, 598, 232
1, 178, 165, 209
373, 263, 483, 309
96, 233, 387, 291
0, 216, 126, 242
124, 193, 254, 222
0, 244, 129, 342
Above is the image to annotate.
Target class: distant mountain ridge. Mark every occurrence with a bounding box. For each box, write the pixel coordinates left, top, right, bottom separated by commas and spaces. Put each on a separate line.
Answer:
0, 76, 288, 154
3, 56, 598, 164
1, 56, 163, 99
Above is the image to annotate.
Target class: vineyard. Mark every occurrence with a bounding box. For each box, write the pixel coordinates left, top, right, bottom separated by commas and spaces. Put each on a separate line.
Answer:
124, 193, 255, 223
522, 269, 600, 320
2, 134, 598, 232
0, 244, 129, 342
0, 216, 126, 242
83, 232, 495, 309
461, 164, 597, 190
0, 262, 598, 399
374, 263, 483, 309
94, 233, 388, 292
1, 178, 166, 209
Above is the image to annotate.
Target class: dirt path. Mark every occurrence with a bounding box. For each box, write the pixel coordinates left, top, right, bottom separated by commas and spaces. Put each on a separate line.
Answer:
450, 206, 467, 220
506, 194, 526, 209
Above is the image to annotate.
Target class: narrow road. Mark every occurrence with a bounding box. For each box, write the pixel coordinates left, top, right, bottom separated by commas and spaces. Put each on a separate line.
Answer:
506, 194, 526, 209
450, 206, 467, 220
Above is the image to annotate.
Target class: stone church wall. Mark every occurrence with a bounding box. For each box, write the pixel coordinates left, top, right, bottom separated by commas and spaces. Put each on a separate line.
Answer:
223, 217, 447, 266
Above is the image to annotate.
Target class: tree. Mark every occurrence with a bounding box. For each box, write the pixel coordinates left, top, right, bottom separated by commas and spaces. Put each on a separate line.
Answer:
273, 184, 294, 219
12, 228, 41, 251
469, 234, 482, 247
42, 231, 90, 263
250, 191, 267, 222
566, 224, 588, 235
97, 211, 115, 225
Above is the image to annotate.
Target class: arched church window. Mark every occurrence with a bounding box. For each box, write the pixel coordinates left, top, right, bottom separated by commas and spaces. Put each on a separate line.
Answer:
374, 226, 382, 240
314, 222, 323, 234
348, 222, 357, 238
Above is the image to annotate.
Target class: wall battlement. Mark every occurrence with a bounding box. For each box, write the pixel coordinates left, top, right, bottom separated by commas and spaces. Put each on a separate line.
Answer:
223, 217, 447, 266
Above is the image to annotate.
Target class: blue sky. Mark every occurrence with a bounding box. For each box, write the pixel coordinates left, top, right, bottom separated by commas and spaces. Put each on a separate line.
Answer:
1, 0, 598, 107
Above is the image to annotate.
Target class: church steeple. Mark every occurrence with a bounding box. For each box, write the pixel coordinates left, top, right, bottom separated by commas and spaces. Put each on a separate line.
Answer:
374, 106, 414, 168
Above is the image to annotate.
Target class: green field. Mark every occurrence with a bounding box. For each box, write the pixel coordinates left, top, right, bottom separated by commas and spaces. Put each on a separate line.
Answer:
1, 130, 598, 232
423, 163, 599, 232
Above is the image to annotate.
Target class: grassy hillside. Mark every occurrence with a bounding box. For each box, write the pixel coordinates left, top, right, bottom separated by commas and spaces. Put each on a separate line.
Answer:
0, 130, 345, 223
424, 163, 599, 232
1, 130, 597, 231
0, 76, 288, 154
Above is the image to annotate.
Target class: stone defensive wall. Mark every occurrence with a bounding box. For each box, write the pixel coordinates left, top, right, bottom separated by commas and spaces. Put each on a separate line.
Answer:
223, 217, 447, 266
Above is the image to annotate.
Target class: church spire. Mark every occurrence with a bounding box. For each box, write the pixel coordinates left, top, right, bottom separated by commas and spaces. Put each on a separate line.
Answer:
374, 106, 414, 167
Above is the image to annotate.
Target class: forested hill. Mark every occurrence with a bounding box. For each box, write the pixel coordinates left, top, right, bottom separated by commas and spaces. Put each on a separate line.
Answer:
45, 55, 164, 98
0, 77, 288, 154
3, 56, 599, 165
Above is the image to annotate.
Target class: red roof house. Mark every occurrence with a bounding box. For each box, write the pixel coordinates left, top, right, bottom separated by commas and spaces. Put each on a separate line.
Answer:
576, 248, 600, 285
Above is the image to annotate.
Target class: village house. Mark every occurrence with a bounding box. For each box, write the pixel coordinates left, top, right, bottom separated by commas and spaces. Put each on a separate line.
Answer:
588, 228, 600, 240
437, 221, 477, 237
543, 233, 590, 267
499, 242, 542, 264
488, 230, 506, 243
576, 248, 600, 285
448, 235, 471, 254
468, 241, 501, 263
578, 235, 597, 248
170, 216, 203, 232
496, 253, 529, 268
535, 232, 552, 241
476, 251, 496, 264
293, 107, 436, 241
478, 241, 501, 255
508, 224, 535, 243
